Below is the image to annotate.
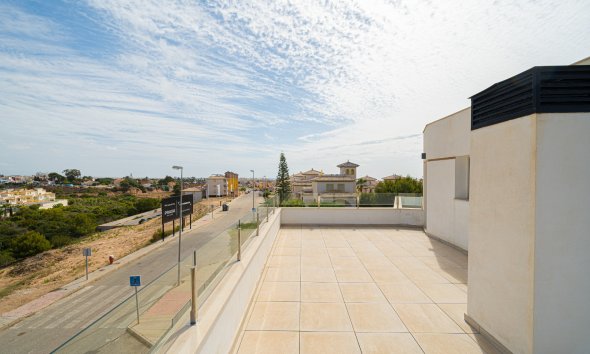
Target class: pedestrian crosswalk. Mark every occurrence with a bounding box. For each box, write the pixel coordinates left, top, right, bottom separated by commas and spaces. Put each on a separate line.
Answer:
12, 285, 133, 330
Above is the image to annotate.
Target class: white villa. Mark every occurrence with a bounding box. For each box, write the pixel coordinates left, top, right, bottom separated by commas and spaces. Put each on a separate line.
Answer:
291, 161, 359, 205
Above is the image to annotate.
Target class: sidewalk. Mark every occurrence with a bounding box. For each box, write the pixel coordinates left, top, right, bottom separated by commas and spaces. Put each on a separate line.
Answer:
0, 203, 230, 330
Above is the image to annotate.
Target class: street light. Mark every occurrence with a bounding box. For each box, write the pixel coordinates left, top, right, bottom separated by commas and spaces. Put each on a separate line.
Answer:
250, 169, 255, 213
172, 165, 183, 286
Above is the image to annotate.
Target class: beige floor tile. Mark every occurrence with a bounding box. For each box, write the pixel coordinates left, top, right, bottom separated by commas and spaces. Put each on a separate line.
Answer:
301, 266, 337, 282
402, 268, 450, 283
257, 282, 300, 302
334, 268, 374, 282
416, 256, 464, 270
413, 333, 486, 354
416, 283, 467, 304
327, 247, 356, 257
356, 333, 423, 354
323, 237, 349, 248
246, 302, 300, 330
273, 247, 301, 256
301, 282, 343, 302
331, 257, 363, 269
301, 240, 325, 249
378, 282, 432, 304
359, 257, 393, 269
268, 255, 300, 267
237, 331, 299, 354
301, 255, 331, 267
367, 267, 411, 283
466, 334, 502, 354
346, 303, 407, 332
435, 267, 468, 284
300, 332, 360, 354
454, 283, 468, 293
265, 267, 300, 282
276, 237, 301, 248
393, 304, 463, 333
438, 304, 477, 334
391, 257, 432, 271
300, 302, 353, 331
339, 283, 387, 303
301, 246, 329, 257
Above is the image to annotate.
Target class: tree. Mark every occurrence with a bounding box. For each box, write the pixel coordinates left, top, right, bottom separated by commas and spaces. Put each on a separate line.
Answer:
374, 176, 423, 194
356, 178, 366, 193
158, 176, 174, 186
62, 169, 81, 182
48, 172, 66, 183
172, 183, 181, 196
276, 152, 291, 205
11, 231, 51, 258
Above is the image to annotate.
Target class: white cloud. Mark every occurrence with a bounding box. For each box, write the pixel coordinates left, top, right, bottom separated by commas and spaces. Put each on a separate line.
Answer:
0, 0, 589, 178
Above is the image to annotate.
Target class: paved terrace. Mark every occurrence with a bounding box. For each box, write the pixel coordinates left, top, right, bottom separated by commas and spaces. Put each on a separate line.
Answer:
234, 226, 499, 354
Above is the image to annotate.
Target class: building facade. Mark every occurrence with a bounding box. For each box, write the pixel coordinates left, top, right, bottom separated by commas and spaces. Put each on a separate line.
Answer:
224, 171, 239, 197
423, 57, 590, 354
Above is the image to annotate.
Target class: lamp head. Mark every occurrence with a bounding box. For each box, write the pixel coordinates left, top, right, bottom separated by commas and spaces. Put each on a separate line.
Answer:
172, 166, 183, 170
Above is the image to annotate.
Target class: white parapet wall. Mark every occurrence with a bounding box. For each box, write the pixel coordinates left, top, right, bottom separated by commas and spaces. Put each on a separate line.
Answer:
281, 207, 424, 226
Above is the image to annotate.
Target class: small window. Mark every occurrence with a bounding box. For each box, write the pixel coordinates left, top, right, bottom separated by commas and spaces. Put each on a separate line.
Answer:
337, 184, 345, 192
327, 184, 334, 192
455, 156, 470, 200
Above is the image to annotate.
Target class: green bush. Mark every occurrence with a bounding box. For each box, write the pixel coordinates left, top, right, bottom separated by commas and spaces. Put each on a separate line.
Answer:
134, 198, 160, 213
281, 199, 305, 207
11, 231, 51, 258
150, 226, 179, 243
50, 235, 75, 248
0, 250, 15, 266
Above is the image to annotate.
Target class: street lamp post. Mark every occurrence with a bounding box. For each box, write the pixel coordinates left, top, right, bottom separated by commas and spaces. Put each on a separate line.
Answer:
250, 169, 255, 213
172, 165, 183, 286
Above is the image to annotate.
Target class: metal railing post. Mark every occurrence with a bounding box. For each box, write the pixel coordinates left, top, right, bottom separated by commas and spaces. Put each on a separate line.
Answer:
237, 226, 241, 261
190, 266, 197, 325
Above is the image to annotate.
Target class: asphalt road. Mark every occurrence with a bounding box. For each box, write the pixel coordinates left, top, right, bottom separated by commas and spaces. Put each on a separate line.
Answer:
0, 193, 264, 354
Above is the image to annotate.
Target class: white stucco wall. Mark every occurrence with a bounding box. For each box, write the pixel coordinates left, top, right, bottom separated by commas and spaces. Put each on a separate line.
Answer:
468, 115, 537, 354
533, 113, 590, 353
424, 160, 454, 239
281, 208, 424, 226
423, 108, 471, 250
424, 107, 471, 159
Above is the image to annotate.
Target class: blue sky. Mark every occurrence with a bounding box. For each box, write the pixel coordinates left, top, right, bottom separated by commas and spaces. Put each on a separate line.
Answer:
1, 0, 589, 179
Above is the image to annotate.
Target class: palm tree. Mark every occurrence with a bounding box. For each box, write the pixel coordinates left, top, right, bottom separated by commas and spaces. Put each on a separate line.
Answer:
356, 178, 366, 194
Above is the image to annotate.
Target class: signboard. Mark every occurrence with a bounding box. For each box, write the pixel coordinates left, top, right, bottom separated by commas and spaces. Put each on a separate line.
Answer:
83, 248, 91, 256
130, 276, 141, 287
161, 195, 193, 223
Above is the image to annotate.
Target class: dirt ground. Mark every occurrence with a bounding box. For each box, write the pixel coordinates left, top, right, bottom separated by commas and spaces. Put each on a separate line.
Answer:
0, 197, 230, 314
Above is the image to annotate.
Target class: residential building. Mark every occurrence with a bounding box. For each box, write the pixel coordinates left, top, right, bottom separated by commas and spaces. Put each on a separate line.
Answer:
0, 188, 68, 208
290, 168, 321, 202
224, 171, 239, 197
206, 174, 228, 197
357, 175, 378, 193
382, 173, 401, 182
423, 57, 590, 353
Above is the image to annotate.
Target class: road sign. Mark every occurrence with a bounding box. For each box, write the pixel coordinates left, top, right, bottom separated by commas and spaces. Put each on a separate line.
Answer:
129, 276, 141, 287
83, 248, 91, 256
251, 207, 256, 212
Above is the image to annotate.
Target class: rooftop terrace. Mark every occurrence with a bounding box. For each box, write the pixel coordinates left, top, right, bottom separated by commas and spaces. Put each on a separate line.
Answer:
233, 225, 497, 354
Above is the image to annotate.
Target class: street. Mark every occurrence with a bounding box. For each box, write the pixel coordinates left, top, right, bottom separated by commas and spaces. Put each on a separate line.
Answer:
0, 193, 263, 354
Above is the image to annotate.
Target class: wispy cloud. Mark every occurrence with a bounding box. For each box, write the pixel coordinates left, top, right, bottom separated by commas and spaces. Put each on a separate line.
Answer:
0, 0, 589, 178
